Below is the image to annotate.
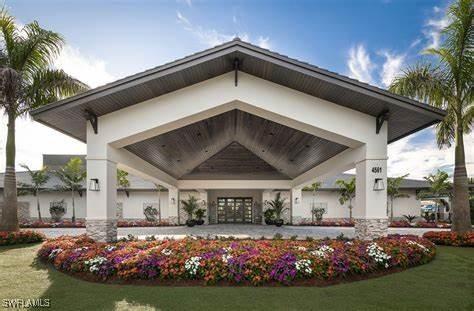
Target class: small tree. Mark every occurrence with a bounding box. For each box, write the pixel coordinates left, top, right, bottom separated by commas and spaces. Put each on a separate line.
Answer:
336, 177, 356, 220
420, 170, 452, 223
154, 184, 166, 223
181, 196, 199, 222
55, 157, 86, 223
387, 174, 410, 221
18, 164, 50, 222
117, 169, 130, 197
303, 181, 322, 222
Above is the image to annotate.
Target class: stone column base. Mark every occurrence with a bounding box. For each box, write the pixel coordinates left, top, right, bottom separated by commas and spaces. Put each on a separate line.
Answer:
86, 219, 117, 242
354, 218, 388, 240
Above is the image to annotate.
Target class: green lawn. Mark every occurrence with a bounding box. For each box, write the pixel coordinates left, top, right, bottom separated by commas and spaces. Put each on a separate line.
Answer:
0, 244, 473, 311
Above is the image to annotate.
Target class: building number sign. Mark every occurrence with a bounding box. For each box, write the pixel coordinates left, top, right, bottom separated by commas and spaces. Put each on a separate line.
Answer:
371, 167, 383, 173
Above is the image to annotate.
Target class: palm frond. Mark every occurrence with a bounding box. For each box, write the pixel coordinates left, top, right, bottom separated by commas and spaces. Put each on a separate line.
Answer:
0, 8, 19, 62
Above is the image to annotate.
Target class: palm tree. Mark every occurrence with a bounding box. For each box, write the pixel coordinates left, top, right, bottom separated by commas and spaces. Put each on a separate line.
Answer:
154, 184, 166, 223
55, 157, 86, 223
0, 10, 88, 231
336, 177, 356, 220
387, 174, 410, 221
117, 169, 130, 198
181, 196, 199, 225
420, 170, 453, 223
389, 0, 473, 232
267, 192, 288, 225
18, 164, 50, 222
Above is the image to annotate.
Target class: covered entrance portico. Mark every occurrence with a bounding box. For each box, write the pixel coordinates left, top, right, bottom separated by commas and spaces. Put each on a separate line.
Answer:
31, 39, 445, 242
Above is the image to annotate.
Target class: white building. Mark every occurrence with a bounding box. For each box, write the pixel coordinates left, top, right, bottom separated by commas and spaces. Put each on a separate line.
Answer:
24, 39, 445, 241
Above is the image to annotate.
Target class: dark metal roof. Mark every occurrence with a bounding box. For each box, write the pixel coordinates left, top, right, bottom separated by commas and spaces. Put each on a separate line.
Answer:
30, 38, 446, 144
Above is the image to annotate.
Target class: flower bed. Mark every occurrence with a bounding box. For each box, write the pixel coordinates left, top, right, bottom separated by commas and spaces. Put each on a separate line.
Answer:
297, 220, 355, 227
37, 235, 435, 286
389, 221, 451, 228
20, 220, 178, 228
0, 231, 45, 246
422, 231, 474, 247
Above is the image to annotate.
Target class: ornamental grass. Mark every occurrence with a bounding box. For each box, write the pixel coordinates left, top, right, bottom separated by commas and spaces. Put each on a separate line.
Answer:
0, 230, 45, 246
37, 235, 435, 286
423, 231, 474, 247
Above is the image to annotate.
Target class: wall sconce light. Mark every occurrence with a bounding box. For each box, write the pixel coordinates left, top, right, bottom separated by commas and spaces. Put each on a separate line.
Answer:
294, 197, 300, 204
373, 178, 385, 191
171, 198, 176, 205
89, 178, 100, 191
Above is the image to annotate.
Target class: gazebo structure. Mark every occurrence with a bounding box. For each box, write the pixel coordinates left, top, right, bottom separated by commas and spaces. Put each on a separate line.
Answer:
31, 39, 446, 241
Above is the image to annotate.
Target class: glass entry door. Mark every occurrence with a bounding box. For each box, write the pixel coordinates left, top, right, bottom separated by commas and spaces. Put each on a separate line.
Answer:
217, 197, 253, 223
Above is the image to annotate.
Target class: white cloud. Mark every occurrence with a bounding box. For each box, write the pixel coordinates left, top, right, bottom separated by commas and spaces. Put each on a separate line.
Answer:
423, 10, 450, 50
347, 44, 376, 84
409, 38, 422, 49
0, 47, 115, 171
379, 51, 405, 87
176, 12, 271, 49
55, 45, 116, 88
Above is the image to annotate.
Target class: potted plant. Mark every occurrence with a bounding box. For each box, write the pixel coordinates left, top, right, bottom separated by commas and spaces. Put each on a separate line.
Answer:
264, 208, 276, 225
49, 200, 66, 222
312, 207, 325, 224
181, 196, 199, 227
195, 208, 206, 225
267, 192, 287, 227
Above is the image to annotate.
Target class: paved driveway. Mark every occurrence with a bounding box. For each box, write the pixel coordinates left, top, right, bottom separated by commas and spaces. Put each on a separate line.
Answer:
26, 224, 448, 240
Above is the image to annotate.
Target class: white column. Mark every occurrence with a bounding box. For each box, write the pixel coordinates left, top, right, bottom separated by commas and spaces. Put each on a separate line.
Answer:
290, 187, 303, 224
354, 158, 388, 239
86, 159, 117, 242
168, 187, 179, 225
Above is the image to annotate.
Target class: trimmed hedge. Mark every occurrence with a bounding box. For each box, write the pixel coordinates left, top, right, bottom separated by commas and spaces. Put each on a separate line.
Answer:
422, 231, 474, 247
0, 230, 45, 246
38, 235, 435, 286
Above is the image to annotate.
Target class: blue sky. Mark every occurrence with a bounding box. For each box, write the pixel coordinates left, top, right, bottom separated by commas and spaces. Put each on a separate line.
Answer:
1, 0, 472, 179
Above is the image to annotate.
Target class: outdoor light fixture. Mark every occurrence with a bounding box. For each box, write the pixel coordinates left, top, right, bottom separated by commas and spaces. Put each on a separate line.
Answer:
171, 198, 176, 205
89, 178, 100, 191
294, 197, 300, 204
373, 178, 385, 191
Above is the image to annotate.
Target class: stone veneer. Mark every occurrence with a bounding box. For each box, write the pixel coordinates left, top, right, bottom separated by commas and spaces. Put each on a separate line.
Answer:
354, 218, 388, 240
86, 219, 117, 242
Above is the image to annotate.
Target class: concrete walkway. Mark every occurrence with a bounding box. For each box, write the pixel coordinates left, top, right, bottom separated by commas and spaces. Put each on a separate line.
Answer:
26, 224, 449, 240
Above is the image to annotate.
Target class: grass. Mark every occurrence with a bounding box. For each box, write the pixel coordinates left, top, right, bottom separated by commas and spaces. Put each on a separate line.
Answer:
0, 244, 473, 311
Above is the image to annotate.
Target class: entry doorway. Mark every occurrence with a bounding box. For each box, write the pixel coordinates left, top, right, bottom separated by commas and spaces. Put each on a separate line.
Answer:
217, 197, 253, 223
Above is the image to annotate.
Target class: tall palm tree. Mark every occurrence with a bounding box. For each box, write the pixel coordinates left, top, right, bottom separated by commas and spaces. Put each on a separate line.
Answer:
387, 174, 410, 221
18, 164, 50, 222
389, 0, 473, 232
336, 177, 356, 220
420, 170, 453, 223
0, 10, 88, 231
55, 157, 86, 223
303, 182, 322, 222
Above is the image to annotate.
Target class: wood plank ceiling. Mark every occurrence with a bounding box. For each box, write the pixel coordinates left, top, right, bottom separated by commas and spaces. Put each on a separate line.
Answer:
125, 110, 348, 180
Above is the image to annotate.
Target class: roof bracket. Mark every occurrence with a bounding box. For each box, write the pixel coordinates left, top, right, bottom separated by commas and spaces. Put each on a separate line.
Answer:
376, 109, 389, 134
84, 109, 98, 134
234, 57, 239, 87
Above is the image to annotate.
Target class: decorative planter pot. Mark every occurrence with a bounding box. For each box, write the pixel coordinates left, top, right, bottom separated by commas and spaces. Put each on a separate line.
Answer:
186, 219, 196, 227
265, 219, 275, 225
196, 219, 204, 225
275, 219, 284, 227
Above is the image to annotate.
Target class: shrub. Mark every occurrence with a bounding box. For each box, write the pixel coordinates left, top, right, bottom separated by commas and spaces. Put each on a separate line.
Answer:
311, 207, 325, 223
143, 205, 159, 222
0, 231, 45, 246
37, 234, 435, 285
423, 231, 474, 247
49, 200, 66, 222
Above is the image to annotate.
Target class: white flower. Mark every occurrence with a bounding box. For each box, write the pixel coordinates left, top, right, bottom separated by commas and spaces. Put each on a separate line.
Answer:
295, 259, 312, 275
406, 240, 430, 253
310, 245, 334, 258
104, 245, 116, 252
222, 254, 233, 264
366, 243, 391, 268
84, 256, 108, 273
184, 256, 202, 276
295, 246, 307, 251
161, 248, 173, 256
222, 247, 232, 253
48, 248, 63, 260
74, 246, 89, 252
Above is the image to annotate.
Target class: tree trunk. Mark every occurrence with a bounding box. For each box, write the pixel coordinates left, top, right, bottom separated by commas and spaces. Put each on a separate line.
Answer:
36, 193, 42, 222
349, 201, 353, 221
452, 127, 471, 232
0, 112, 19, 231
71, 190, 76, 223
434, 202, 438, 223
